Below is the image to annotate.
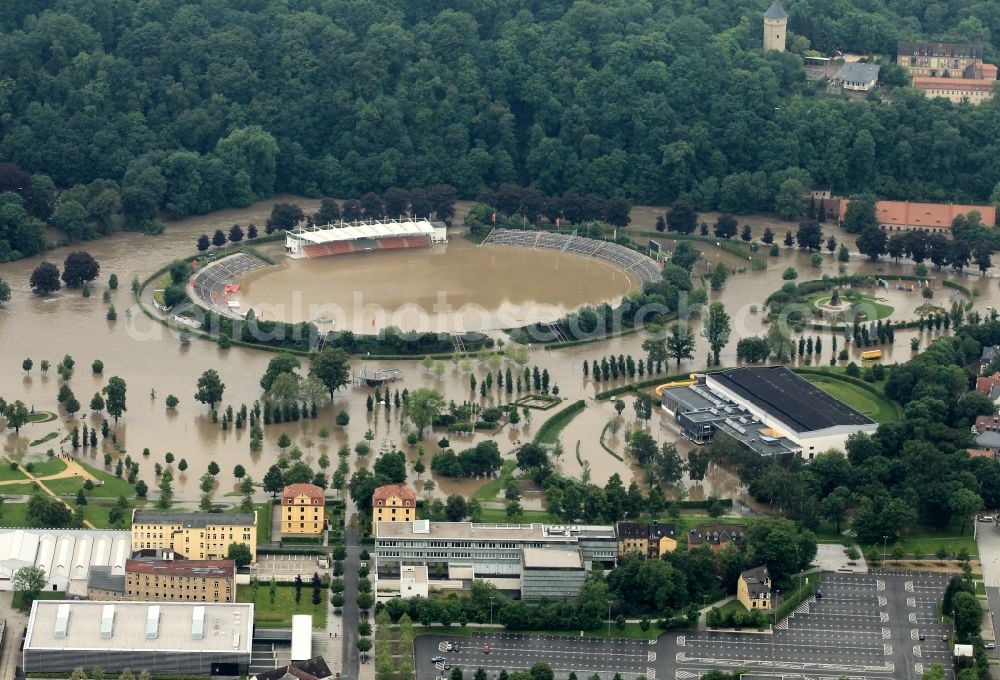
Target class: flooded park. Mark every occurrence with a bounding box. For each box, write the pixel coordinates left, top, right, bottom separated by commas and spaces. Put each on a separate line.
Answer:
1, 196, 996, 507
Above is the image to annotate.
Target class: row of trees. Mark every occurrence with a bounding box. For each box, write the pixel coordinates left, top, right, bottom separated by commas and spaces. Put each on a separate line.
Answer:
3, 1, 1000, 259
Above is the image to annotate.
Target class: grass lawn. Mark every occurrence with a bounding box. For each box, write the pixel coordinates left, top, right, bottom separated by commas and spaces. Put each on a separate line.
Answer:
237, 585, 326, 628
0, 501, 32, 527
0, 462, 29, 482
27, 457, 68, 477
773, 572, 821, 623
227, 502, 272, 543
0, 482, 40, 495
471, 459, 517, 502
26, 411, 57, 424
882, 530, 978, 559
12, 590, 65, 612
809, 292, 894, 320
42, 477, 88, 495
414, 622, 662, 640
79, 461, 137, 497
804, 374, 901, 424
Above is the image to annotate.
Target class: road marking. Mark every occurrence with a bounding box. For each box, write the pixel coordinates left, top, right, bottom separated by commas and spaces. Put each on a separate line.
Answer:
881, 612, 889, 622
913, 645, 922, 657
883, 644, 893, 656
878, 596, 887, 606
648, 652, 656, 662
907, 597, 916, 607
647, 668, 655, 679
882, 627, 890, 639
676, 636, 685, 647
911, 629, 920, 640
877, 579, 886, 591
909, 613, 917, 623
915, 662, 924, 675
905, 581, 914, 592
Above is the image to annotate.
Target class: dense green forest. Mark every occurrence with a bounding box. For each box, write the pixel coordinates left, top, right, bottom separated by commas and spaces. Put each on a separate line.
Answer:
1, 0, 1000, 260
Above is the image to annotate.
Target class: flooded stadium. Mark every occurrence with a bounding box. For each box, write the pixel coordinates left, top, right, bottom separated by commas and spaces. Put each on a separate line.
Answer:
236, 237, 634, 332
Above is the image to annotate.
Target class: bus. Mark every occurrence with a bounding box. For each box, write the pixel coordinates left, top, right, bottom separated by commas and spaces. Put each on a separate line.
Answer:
861, 350, 882, 361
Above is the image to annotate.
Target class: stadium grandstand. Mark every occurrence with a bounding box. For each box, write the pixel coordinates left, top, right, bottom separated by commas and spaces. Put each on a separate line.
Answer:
285, 218, 447, 259
189, 252, 271, 318
482, 228, 662, 284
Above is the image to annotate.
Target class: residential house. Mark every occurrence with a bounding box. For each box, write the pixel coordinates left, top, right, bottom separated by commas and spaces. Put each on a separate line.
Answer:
687, 523, 748, 551
738, 565, 773, 611
372, 484, 417, 524
131, 511, 257, 562
281, 483, 325, 536
616, 522, 678, 558
840, 63, 880, 91
976, 373, 1000, 402
980, 346, 1000, 374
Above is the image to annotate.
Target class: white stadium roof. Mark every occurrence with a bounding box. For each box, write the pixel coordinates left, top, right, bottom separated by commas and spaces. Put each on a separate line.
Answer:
288, 219, 437, 244
0, 529, 131, 594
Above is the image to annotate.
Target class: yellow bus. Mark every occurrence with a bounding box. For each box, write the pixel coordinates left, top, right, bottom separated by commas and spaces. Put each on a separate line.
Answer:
861, 350, 882, 361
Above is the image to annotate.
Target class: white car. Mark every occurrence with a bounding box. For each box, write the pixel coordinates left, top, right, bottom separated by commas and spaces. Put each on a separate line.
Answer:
979, 516, 994, 522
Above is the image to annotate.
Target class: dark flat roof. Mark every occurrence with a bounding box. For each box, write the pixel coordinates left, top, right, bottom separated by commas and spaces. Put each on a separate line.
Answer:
132, 510, 255, 528
708, 366, 875, 433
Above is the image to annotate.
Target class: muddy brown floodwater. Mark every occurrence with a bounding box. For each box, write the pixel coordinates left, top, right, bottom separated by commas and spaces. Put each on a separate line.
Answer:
1, 196, 997, 509
238, 238, 632, 333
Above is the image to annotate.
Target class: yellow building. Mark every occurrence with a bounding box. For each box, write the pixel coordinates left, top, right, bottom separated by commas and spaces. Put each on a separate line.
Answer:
372, 484, 416, 524
88, 559, 236, 602
616, 522, 677, 558
898, 41, 984, 79
737, 565, 773, 611
281, 483, 326, 535
131, 511, 257, 562
763, 1, 788, 53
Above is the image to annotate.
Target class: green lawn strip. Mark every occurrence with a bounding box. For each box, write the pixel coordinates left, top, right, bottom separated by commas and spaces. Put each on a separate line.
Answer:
599, 422, 625, 461
0, 482, 41, 495
772, 572, 821, 624
236, 584, 327, 628
28, 431, 60, 448
26, 411, 57, 424
471, 460, 517, 502
804, 375, 898, 424
27, 457, 68, 478
226, 502, 272, 543
478, 508, 555, 524
0, 501, 33, 527
883, 531, 978, 558
413, 622, 661, 640
807, 291, 894, 320
533, 399, 585, 445
0, 462, 29, 482
12, 590, 65, 613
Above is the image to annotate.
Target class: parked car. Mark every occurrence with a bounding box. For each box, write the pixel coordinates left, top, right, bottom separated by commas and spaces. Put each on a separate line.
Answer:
941, 635, 949, 642
979, 515, 994, 522
444, 643, 453, 651
431, 656, 445, 663
919, 633, 925, 641
453, 643, 461, 652
483, 644, 491, 654
443, 664, 452, 671
815, 587, 823, 599
986, 643, 996, 650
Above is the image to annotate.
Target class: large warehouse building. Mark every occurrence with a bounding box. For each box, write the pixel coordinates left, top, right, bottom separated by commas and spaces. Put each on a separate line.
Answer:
0, 529, 130, 595
23, 601, 254, 675
660, 367, 878, 458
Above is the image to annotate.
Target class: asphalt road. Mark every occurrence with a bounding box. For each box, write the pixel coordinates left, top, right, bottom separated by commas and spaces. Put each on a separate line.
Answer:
340, 506, 362, 680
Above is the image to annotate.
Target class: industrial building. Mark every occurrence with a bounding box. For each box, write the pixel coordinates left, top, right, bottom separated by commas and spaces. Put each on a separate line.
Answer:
23, 600, 254, 675
374, 520, 615, 598
660, 367, 877, 458
0, 528, 130, 595
131, 510, 257, 561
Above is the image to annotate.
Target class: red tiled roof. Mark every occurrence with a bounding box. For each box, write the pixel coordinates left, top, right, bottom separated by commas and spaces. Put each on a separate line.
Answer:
966, 449, 996, 459
372, 483, 416, 504
127, 559, 235, 578
975, 415, 1000, 433
838, 198, 995, 229
976, 373, 1000, 396
983, 63, 998, 80
912, 76, 995, 92
281, 483, 325, 502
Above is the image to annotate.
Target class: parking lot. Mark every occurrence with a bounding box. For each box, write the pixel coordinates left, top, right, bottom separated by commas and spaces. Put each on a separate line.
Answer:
414, 633, 653, 680
667, 571, 955, 680
411, 572, 956, 680
251, 554, 326, 581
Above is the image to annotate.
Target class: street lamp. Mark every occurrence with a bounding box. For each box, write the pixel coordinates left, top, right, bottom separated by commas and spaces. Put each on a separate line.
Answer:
882, 535, 888, 568
489, 596, 494, 625
771, 588, 780, 673
607, 601, 613, 635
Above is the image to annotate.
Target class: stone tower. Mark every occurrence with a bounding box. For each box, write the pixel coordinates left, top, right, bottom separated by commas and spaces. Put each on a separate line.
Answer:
763, 0, 788, 52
